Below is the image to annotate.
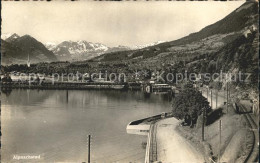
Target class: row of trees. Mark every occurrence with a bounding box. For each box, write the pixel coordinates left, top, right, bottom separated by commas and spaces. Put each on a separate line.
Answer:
172, 83, 211, 127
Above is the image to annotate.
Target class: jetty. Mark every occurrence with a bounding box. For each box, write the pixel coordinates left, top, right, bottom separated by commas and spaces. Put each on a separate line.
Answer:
126, 114, 164, 135
1, 81, 178, 94
1, 81, 127, 90
126, 113, 171, 163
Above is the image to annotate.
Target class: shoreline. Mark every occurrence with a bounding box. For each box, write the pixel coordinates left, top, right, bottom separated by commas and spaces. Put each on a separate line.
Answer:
175, 105, 257, 163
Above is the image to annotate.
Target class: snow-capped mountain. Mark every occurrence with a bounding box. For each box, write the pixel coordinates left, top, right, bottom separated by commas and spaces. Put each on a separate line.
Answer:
2, 34, 166, 63
45, 40, 131, 61
1, 34, 57, 65
105, 45, 132, 53
131, 41, 166, 49
1, 33, 13, 40
44, 42, 57, 51
49, 41, 108, 61
3, 33, 20, 43
44, 40, 166, 61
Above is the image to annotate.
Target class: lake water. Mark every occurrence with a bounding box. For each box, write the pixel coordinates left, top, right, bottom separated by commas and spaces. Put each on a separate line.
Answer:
1, 89, 172, 162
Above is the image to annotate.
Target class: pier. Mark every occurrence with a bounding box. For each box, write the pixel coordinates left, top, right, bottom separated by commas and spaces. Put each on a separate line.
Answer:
1, 81, 127, 90
1, 81, 177, 94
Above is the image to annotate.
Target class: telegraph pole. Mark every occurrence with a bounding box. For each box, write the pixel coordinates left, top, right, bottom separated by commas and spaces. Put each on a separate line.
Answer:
229, 84, 231, 101
66, 90, 69, 103
202, 107, 205, 141
226, 82, 228, 113
207, 87, 209, 101
216, 89, 218, 109
219, 120, 222, 163
211, 89, 213, 109
88, 135, 91, 163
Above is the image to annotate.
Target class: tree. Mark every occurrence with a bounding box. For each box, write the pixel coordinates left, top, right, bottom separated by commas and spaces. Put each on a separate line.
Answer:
2, 73, 12, 83
172, 84, 210, 127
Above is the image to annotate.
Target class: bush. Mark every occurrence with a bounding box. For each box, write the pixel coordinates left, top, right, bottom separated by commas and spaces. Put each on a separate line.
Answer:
172, 84, 210, 126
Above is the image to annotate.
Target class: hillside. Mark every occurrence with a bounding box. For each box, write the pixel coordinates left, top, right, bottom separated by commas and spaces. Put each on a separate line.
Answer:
5, 33, 20, 43
1, 34, 57, 65
92, 1, 258, 70
84, 1, 258, 84
2, 1, 258, 87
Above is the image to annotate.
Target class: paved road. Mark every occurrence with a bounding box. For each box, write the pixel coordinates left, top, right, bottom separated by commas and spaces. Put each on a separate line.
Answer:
155, 118, 204, 162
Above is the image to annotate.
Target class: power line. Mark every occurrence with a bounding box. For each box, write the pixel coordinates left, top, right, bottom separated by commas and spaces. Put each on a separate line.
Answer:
88, 135, 91, 163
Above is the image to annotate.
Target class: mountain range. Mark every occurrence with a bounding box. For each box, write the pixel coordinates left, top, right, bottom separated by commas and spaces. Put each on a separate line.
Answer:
44, 41, 131, 61
1, 32, 165, 64
1, 1, 258, 86
43, 40, 165, 61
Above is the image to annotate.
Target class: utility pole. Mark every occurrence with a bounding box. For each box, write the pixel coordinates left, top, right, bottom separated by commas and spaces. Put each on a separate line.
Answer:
216, 89, 218, 109
66, 90, 69, 103
88, 135, 91, 163
202, 107, 205, 141
219, 120, 222, 163
211, 89, 213, 109
207, 87, 209, 101
229, 84, 231, 101
226, 82, 228, 113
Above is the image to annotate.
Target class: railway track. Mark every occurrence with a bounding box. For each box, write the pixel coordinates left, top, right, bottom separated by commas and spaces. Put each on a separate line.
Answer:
237, 103, 259, 163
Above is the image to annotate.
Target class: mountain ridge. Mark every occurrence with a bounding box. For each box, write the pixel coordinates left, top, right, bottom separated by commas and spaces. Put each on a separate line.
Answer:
1, 34, 57, 65
44, 40, 165, 61
91, 1, 258, 64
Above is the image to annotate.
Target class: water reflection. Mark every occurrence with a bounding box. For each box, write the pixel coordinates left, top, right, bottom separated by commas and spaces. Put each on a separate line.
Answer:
1, 89, 171, 162
1, 88, 12, 97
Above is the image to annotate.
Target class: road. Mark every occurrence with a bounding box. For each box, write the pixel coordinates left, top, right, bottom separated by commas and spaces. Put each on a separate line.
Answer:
153, 117, 204, 162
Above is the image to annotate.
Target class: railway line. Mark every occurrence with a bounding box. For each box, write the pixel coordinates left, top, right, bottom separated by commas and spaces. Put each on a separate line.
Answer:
150, 123, 158, 162
237, 103, 259, 163
147, 122, 158, 163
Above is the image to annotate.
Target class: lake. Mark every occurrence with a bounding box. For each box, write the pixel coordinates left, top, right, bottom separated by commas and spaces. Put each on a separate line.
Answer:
1, 89, 172, 162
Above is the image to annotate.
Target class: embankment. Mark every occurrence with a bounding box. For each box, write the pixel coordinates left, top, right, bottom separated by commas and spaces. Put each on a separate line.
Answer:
176, 104, 255, 162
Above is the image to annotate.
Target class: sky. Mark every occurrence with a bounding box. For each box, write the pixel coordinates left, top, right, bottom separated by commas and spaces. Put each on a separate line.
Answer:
1, 1, 244, 47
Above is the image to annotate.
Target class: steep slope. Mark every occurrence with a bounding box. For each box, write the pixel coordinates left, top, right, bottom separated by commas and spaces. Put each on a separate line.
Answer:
5, 33, 20, 43
93, 1, 258, 64
1, 35, 57, 65
166, 1, 258, 46
85, 1, 258, 86
1, 33, 15, 40
1, 39, 24, 64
